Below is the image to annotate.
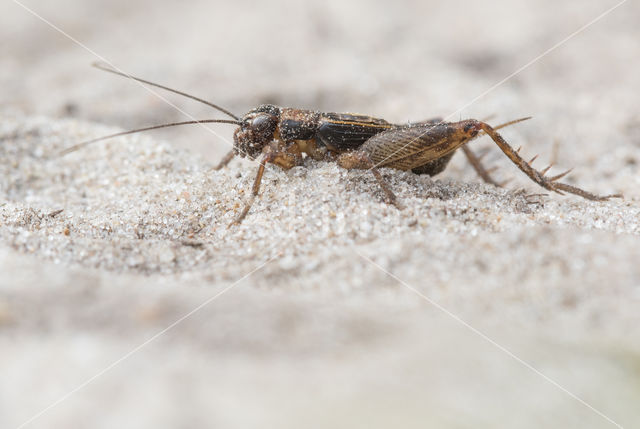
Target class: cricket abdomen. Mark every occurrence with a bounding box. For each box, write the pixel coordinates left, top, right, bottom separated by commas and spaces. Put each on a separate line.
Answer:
411, 152, 456, 176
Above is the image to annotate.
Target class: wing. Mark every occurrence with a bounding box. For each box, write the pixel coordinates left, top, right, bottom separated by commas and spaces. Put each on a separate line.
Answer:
316, 113, 395, 152
361, 123, 469, 171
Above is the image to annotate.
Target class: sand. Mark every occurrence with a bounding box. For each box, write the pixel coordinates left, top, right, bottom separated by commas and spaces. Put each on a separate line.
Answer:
2, 0, 640, 428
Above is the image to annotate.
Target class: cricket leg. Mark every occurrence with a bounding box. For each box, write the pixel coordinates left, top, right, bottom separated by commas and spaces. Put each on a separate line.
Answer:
212, 149, 235, 170
230, 152, 273, 226
473, 121, 622, 201
462, 116, 532, 186
229, 143, 303, 226
337, 151, 403, 209
461, 145, 500, 186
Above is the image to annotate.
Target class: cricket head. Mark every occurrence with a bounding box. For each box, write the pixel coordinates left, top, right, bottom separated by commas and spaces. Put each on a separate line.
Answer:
234, 104, 281, 159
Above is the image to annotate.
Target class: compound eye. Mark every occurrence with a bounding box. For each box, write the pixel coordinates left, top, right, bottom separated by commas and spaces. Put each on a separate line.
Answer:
251, 114, 273, 131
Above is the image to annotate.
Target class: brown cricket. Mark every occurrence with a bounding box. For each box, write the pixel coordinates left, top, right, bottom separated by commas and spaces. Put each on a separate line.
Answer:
62, 63, 622, 225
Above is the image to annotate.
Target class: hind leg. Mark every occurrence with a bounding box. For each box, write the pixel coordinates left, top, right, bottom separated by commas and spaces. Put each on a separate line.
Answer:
471, 121, 621, 201
460, 146, 501, 186
411, 118, 498, 184
460, 118, 533, 185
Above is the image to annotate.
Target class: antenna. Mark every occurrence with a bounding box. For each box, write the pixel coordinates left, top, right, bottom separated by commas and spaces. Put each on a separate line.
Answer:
92, 61, 240, 120
60, 119, 241, 155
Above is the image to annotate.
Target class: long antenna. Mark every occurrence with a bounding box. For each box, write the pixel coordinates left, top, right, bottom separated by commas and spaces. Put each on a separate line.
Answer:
92, 62, 240, 120
60, 119, 241, 155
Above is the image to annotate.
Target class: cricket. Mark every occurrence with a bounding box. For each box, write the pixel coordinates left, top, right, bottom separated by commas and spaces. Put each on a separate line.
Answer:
62, 62, 622, 225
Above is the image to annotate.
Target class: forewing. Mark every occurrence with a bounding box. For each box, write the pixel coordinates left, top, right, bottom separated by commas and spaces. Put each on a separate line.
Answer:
361, 124, 461, 170
316, 113, 394, 151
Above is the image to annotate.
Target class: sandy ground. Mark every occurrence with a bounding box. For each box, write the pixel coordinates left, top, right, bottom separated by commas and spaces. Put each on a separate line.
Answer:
2, 0, 640, 428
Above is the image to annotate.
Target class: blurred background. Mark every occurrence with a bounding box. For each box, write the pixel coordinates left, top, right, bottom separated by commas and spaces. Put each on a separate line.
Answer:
2, 0, 639, 428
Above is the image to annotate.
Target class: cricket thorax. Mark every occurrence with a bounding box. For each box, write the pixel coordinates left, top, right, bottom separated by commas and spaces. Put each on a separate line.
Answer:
277, 108, 321, 142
